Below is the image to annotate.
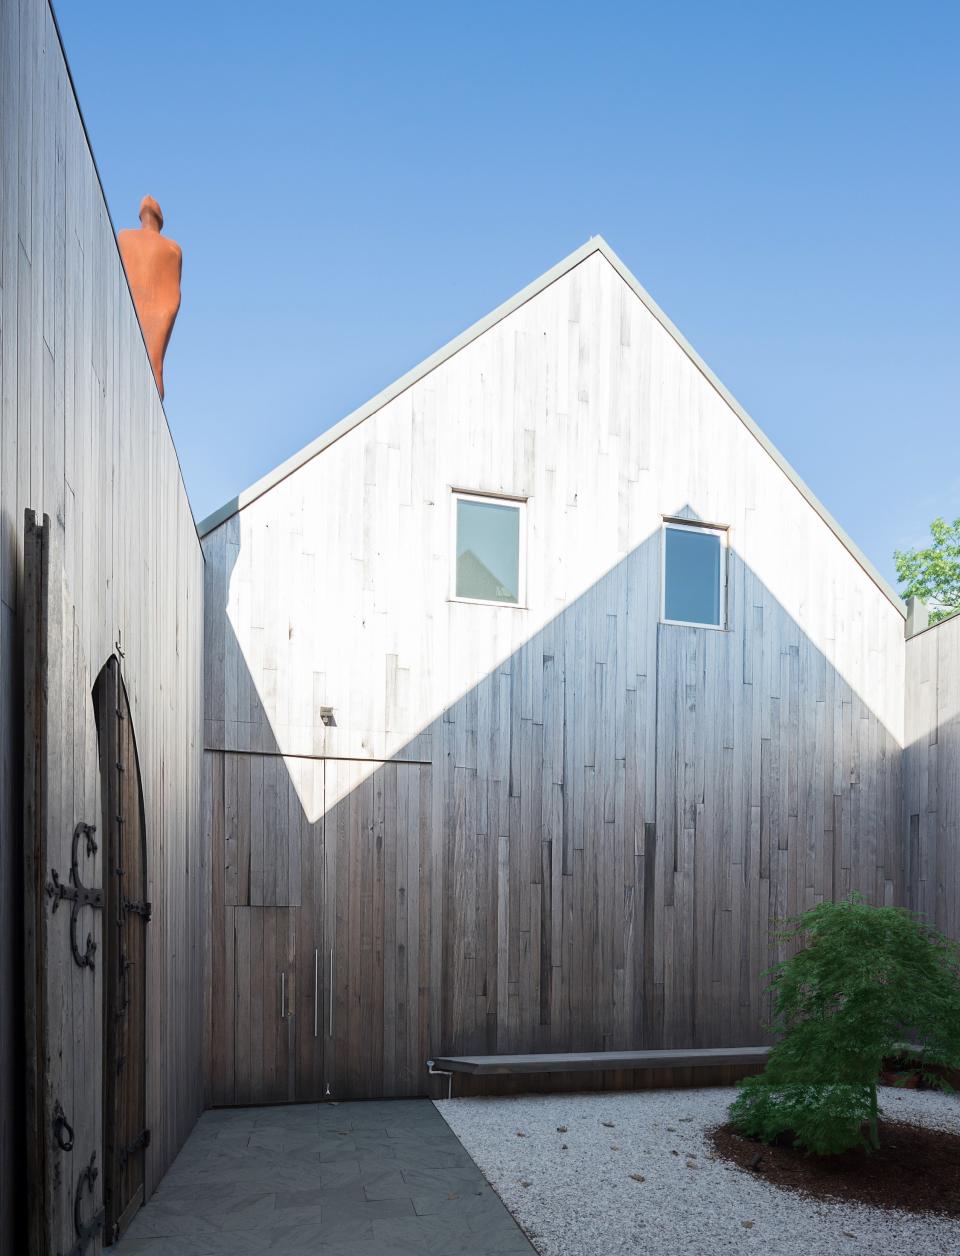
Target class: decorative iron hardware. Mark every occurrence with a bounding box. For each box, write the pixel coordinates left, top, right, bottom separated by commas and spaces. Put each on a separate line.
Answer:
118, 948, 132, 1017
119, 1128, 151, 1167
122, 895, 152, 921
64, 1151, 104, 1256
52, 1100, 74, 1152
46, 823, 103, 969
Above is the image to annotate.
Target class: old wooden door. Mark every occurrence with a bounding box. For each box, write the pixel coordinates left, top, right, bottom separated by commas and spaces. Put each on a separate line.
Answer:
23, 511, 105, 1256
95, 657, 149, 1243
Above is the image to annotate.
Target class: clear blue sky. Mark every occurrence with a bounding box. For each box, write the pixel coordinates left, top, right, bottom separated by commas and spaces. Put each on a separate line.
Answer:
55, 0, 958, 587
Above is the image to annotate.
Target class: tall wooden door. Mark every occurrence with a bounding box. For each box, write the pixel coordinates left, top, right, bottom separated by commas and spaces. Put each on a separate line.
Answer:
95, 657, 149, 1243
324, 759, 430, 1100
23, 511, 105, 1256
232, 908, 298, 1103
208, 752, 326, 1104
292, 754, 327, 1101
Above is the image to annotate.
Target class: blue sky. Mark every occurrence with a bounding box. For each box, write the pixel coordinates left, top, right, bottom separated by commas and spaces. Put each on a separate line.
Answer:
55, 0, 958, 587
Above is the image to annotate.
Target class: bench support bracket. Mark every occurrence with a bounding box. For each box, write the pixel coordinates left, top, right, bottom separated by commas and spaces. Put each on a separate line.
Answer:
426, 1059, 454, 1100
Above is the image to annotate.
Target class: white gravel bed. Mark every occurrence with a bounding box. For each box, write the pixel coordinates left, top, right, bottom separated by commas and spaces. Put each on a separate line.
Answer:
435, 1086, 960, 1256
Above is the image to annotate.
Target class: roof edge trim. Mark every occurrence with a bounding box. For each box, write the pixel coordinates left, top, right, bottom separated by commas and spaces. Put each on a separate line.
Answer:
196, 236, 904, 617
595, 238, 904, 616
196, 237, 602, 537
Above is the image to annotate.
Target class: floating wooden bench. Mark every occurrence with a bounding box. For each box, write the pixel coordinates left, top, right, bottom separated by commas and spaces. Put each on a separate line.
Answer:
427, 1046, 771, 1098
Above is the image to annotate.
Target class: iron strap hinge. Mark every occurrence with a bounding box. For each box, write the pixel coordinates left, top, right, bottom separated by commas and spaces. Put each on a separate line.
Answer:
62, 1151, 104, 1256
122, 896, 152, 922
119, 1127, 151, 1167
46, 823, 104, 969
52, 1100, 74, 1151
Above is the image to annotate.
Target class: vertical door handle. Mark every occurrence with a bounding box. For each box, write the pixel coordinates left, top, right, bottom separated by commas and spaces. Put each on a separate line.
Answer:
281, 970, 286, 1019
313, 949, 319, 1038
328, 948, 334, 1039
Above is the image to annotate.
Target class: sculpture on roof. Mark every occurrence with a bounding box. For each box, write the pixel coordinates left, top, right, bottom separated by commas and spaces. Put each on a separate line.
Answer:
117, 196, 182, 399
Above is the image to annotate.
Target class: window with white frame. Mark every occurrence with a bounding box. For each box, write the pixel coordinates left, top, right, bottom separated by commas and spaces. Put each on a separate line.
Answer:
452, 491, 525, 606
662, 521, 727, 628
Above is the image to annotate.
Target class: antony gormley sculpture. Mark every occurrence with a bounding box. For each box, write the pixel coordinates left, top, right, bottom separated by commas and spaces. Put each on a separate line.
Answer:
118, 196, 182, 399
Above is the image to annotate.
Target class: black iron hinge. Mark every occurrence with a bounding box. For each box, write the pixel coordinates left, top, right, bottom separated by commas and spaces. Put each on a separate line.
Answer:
122, 896, 152, 922
119, 1127, 151, 1167
46, 823, 103, 969
52, 1100, 74, 1151
63, 1151, 104, 1256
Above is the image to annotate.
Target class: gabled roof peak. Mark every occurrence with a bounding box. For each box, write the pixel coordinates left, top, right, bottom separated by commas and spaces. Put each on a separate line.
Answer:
196, 236, 903, 616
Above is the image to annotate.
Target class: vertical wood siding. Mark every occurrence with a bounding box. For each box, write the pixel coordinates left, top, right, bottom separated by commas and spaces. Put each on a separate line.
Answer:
203, 251, 905, 1095
0, 0, 205, 1240
905, 615, 960, 939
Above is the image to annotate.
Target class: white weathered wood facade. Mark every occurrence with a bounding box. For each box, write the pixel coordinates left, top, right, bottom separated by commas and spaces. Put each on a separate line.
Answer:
1, 0, 205, 1244
201, 242, 908, 1101
6, 0, 960, 1239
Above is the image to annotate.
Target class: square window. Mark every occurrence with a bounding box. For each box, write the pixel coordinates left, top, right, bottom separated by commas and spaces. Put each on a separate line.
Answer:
662, 522, 726, 628
453, 494, 523, 605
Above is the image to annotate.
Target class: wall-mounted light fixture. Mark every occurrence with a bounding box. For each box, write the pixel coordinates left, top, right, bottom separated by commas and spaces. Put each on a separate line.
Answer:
319, 707, 337, 727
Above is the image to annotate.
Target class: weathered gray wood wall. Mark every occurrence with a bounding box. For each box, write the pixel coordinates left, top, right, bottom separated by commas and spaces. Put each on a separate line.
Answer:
202, 247, 906, 1100
905, 614, 960, 938
0, 0, 205, 1241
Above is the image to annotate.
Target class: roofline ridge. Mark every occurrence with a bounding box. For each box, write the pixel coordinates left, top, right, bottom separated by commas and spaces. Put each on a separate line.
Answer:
196, 236, 904, 617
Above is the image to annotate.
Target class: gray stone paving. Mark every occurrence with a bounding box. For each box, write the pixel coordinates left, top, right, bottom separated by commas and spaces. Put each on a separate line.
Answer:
112, 1099, 536, 1255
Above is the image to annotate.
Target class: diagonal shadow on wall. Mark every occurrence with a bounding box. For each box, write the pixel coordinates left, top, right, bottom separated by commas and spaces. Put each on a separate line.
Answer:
203, 519, 904, 1103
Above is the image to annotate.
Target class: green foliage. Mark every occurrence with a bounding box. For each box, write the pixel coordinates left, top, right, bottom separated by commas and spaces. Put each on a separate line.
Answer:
730, 1082, 874, 1156
729, 897, 960, 1155
894, 517, 960, 624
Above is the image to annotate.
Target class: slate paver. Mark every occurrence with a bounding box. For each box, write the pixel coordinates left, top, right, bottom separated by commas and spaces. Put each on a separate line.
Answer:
112, 1099, 536, 1255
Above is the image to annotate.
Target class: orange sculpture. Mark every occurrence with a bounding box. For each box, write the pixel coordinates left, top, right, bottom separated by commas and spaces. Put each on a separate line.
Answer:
118, 196, 182, 399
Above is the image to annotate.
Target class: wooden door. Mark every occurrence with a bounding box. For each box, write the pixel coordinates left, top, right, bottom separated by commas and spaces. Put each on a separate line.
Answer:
233, 907, 298, 1103
324, 759, 430, 1100
208, 752, 327, 1105
95, 658, 149, 1243
293, 754, 327, 1100
23, 511, 104, 1256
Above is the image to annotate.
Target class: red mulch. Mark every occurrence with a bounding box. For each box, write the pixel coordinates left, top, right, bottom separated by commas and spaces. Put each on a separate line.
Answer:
709, 1117, 960, 1217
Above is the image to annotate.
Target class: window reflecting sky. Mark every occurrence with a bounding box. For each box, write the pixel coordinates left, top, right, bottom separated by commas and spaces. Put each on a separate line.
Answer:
456, 500, 520, 603
664, 527, 722, 625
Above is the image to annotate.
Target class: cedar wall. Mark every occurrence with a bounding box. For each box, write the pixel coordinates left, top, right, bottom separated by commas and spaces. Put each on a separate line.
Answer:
4, 0, 957, 1241
905, 613, 960, 939
202, 249, 908, 1102
0, 0, 205, 1242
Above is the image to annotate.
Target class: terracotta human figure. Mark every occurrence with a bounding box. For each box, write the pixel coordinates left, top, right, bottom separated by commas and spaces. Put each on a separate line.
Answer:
117, 196, 182, 399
